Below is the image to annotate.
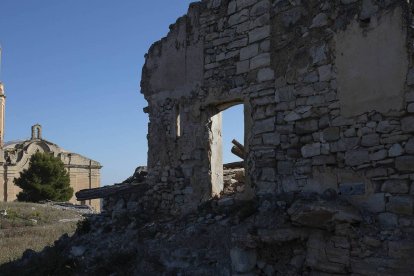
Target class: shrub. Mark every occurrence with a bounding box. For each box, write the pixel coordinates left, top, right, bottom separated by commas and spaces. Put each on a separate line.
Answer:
15, 152, 73, 202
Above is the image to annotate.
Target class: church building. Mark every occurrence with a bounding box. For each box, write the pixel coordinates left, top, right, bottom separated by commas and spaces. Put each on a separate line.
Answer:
0, 83, 102, 211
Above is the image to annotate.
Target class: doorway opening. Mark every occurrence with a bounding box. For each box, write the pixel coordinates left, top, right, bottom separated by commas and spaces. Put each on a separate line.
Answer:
209, 102, 251, 199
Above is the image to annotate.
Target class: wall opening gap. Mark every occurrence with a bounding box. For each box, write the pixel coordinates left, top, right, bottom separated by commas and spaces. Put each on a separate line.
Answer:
210, 102, 249, 199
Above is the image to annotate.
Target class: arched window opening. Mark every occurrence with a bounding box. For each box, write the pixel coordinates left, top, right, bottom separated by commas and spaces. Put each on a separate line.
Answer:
31, 124, 42, 140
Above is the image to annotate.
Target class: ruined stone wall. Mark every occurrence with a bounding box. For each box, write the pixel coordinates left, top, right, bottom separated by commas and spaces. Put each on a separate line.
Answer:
141, 0, 414, 223
266, 0, 414, 225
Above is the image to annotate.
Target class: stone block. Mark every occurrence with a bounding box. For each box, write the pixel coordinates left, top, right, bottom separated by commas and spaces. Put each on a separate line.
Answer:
320, 143, 330, 155
388, 240, 414, 259
260, 40, 270, 52
262, 132, 280, 145
284, 111, 301, 122
228, 38, 248, 49
218, 197, 234, 207
227, 0, 237, 15
306, 231, 347, 274
369, 149, 387, 161
361, 134, 380, 147
228, 9, 249, 26
289, 199, 362, 229
250, 0, 270, 17
388, 143, 404, 157
350, 260, 379, 276
366, 167, 387, 178
333, 137, 361, 152
323, 127, 340, 142
345, 150, 369, 166
381, 179, 410, 194
387, 196, 414, 215
407, 91, 414, 102
277, 161, 293, 175
296, 120, 318, 134
256, 181, 276, 195
303, 71, 319, 83
236, 60, 250, 74
404, 138, 414, 154
301, 143, 321, 158
258, 228, 308, 243
318, 65, 332, 82
360, 0, 379, 20
401, 116, 414, 133
277, 85, 295, 101
344, 128, 356, 137
307, 95, 324, 106
282, 176, 299, 192
312, 155, 336, 166
377, 212, 398, 229
362, 236, 382, 248
376, 120, 396, 133
250, 53, 270, 70
381, 134, 410, 144
325, 243, 350, 266
260, 168, 276, 181
310, 13, 328, 28
236, 0, 256, 11
361, 193, 386, 213
113, 198, 126, 211
407, 68, 414, 85
249, 25, 270, 43
209, 0, 222, 9
257, 68, 275, 82
395, 156, 414, 172
70, 246, 86, 257
252, 117, 274, 134
339, 182, 365, 196
230, 247, 257, 273
331, 116, 355, 127
240, 44, 259, 60
310, 44, 327, 65
280, 6, 303, 27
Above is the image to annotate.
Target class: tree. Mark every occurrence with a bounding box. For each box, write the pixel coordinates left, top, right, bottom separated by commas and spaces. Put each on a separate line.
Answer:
15, 152, 73, 202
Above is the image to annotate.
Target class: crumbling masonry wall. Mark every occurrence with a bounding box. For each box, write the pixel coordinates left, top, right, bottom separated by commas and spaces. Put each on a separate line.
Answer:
141, 0, 414, 222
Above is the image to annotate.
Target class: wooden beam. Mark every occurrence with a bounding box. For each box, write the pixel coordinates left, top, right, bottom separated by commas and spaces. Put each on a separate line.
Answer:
231, 139, 245, 159
231, 145, 244, 159
232, 139, 245, 152
76, 183, 149, 201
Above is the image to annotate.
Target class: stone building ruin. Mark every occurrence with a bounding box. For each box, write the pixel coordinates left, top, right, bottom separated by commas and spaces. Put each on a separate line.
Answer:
141, 0, 414, 217
45, 0, 414, 274
135, 0, 414, 273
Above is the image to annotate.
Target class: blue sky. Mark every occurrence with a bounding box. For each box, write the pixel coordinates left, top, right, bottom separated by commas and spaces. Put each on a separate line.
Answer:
0, 0, 243, 186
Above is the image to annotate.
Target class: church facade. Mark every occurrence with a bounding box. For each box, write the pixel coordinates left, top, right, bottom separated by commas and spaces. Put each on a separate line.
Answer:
0, 83, 102, 211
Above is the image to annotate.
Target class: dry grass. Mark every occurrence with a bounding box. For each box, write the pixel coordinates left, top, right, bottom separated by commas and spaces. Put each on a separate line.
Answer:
0, 202, 80, 265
